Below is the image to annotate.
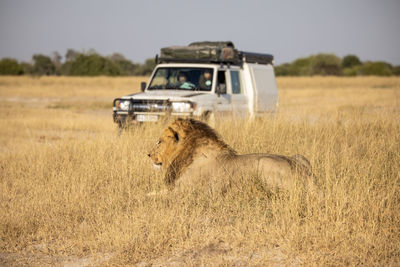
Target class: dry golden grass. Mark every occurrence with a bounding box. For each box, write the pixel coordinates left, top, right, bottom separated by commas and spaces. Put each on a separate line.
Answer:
0, 76, 399, 266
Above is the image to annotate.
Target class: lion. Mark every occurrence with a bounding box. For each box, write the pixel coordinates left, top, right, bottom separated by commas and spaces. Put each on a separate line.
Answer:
148, 118, 316, 190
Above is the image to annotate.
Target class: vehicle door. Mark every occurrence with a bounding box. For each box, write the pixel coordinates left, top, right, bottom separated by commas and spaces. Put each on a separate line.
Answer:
227, 68, 249, 117
214, 69, 231, 115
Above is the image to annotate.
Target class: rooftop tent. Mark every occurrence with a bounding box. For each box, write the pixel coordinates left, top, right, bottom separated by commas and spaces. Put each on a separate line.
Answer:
159, 41, 240, 64
240, 51, 274, 65
188, 41, 235, 48
159, 41, 274, 65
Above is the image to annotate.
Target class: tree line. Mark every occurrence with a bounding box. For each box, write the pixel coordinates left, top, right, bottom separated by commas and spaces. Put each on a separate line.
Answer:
0, 50, 399, 76
0, 49, 155, 76
275, 53, 400, 76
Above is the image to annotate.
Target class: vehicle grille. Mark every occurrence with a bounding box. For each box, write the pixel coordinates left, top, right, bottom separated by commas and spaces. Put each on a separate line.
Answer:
131, 100, 171, 113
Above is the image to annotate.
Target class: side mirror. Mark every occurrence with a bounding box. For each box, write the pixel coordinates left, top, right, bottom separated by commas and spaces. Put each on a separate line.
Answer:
141, 82, 146, 92
216, 84, 226, 97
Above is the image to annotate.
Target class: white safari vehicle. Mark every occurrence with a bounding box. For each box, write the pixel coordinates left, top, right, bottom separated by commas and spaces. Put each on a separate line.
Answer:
113, 41, 278, 127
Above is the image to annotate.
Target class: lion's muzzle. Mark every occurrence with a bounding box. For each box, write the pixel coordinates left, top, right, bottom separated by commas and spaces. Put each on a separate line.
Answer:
147, 151, 163, 168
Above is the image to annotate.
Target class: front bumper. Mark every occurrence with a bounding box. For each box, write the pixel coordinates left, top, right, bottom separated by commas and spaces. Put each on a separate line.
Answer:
112, 99, 194, 125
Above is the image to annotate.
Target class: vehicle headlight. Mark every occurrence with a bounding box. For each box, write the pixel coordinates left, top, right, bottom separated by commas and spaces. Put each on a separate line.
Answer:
171, 102, 194, 113
117, 100, 130, 111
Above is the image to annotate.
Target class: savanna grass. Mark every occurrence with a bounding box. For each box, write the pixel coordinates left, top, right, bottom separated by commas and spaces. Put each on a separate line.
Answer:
0, 76, 399, 265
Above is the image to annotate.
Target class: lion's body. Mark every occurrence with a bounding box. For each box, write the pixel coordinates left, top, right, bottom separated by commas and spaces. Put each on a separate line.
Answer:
148, 118, 315, 190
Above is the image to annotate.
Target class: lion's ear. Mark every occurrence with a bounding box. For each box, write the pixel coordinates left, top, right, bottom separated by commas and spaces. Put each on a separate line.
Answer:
168, 127, 179, 142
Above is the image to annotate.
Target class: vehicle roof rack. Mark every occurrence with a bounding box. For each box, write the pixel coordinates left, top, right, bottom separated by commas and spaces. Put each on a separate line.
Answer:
240, 51, 274, 65
158, 57, 241, 65
188, 41, 235, 48
157, 41, 274, 65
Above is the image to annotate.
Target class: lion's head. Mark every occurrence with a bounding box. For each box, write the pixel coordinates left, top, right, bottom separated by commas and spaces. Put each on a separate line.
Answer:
148, 118, 236, 185
148, 124, 181, 168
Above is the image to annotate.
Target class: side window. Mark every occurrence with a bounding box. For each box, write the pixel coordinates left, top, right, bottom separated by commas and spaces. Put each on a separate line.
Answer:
230, 70, 241, 94
217, 70, 227, 94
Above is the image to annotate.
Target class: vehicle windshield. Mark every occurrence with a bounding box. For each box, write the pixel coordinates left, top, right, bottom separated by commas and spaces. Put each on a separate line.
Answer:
148, 67, 214, 91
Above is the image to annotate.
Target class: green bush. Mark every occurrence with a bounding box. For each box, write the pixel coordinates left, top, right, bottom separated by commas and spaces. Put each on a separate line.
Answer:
279, 54, 342, 76
274, 63, 291, 76
59, 61, 72, 76
391, 65, 400, 76
309, 53, 342, 76
288, 57, 312, 76
133, 58, 156, 76
342, 66, 360, 76
32, 54, 56, 76
109, 53, 139, 76
0, 58, 24, 75
275, 53, 398, 77
3, 50, 397, 77
68, 54, 122, 76
342, 55, 362, 69
65, 49, 80, 62
20, 62, 33, 75
358, 61, 393, 76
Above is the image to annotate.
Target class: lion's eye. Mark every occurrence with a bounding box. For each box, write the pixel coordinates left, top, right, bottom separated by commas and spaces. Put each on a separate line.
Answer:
156, 140, 162, 145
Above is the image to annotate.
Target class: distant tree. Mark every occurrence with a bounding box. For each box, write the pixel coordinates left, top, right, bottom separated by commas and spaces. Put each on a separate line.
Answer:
60, 60, 72, 76
272, 53, 396, 77
20, 62, 33, 75
109, 53, 139, 75
392, 65, 400, 76
0, 58, 24, 75
358, 61, 393, 76
342, 66, 360, 76
51, 51, 62, 66
65, 49, 80, 62
288, 57, 312, 76
110, 53, 126, 62
342, 54, 362, 69
274, 63, 291, 76
133, 58, 156, 76
51, 51, 62, 75
309, 53, 342, 76
116, 60, 139, 76
86, 48, 98, 56
32, 54, 56, 75
68, 53, 122, 76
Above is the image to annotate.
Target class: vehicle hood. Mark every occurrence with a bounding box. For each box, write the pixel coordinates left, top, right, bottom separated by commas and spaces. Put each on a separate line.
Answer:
120, 90, 208, 101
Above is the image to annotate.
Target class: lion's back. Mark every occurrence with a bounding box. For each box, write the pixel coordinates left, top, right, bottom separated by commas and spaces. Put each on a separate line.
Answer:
179, 152, 295, 187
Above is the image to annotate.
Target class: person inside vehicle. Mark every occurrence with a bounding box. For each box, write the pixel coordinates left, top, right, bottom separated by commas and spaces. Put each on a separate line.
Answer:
199, 70, 213, 90
178, 72, 195, 89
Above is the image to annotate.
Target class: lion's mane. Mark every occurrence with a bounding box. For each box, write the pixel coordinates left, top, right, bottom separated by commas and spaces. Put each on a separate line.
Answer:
164, 118, 236, 185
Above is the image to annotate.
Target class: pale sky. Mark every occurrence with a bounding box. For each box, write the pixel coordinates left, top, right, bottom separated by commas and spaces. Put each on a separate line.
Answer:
1, 0, 399, 65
